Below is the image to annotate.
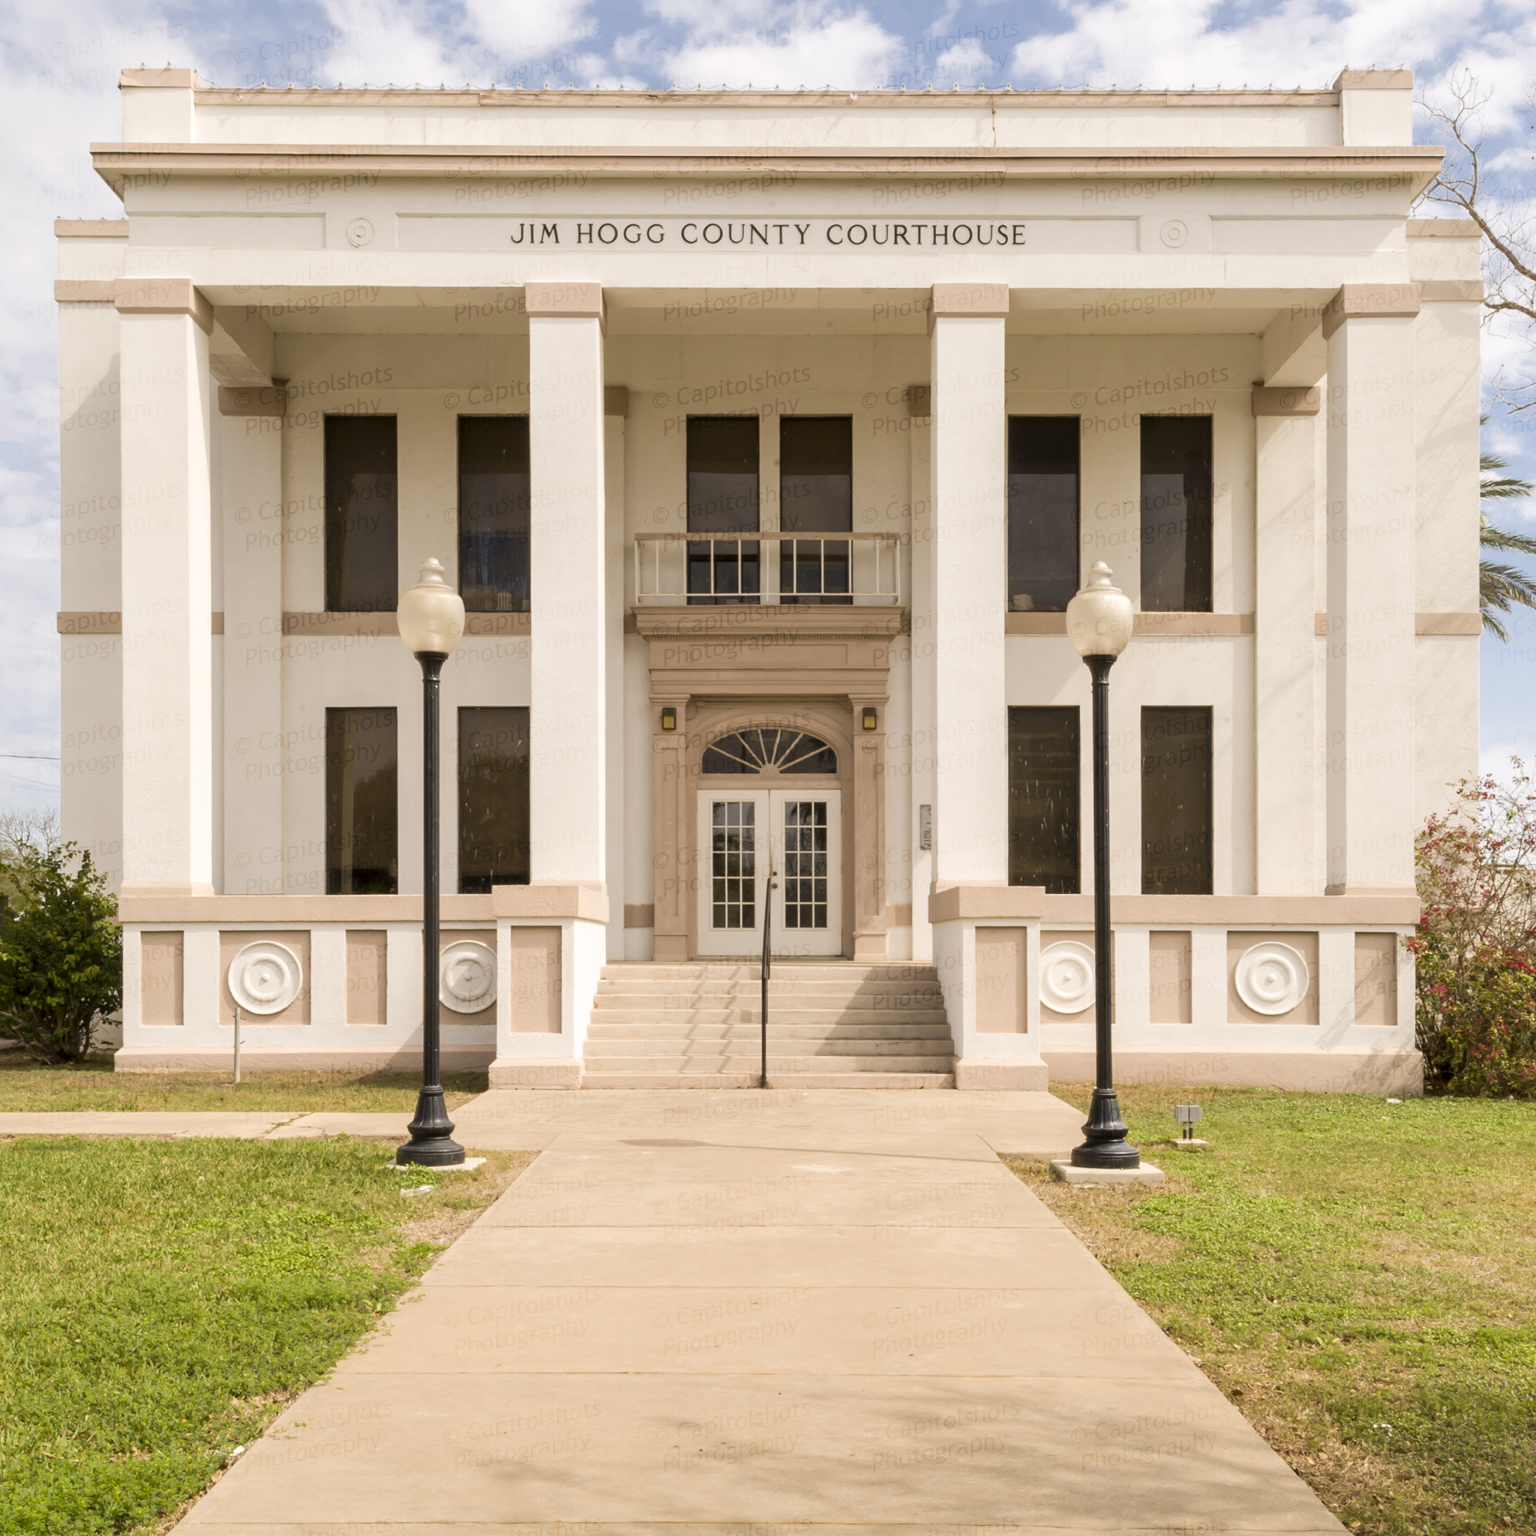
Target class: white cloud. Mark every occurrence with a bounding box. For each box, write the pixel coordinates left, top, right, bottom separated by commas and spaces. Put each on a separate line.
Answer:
933, 38, 992, 84
312, 0, 599, 86
646, 0, 904, 88
1009, 0, 1532, 90
660, 19, 903, 88
0, 0, 175, 801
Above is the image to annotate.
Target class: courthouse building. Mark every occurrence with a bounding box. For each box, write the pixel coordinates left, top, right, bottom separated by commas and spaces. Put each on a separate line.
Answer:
56, 67, 1479, 1091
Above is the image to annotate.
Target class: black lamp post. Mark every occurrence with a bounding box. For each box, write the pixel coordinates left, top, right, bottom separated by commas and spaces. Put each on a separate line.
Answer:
1064, 561, 1140, 1170
396, 558, 467, 1168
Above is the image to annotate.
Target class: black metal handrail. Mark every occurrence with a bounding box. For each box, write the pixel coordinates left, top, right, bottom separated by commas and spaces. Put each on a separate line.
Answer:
760, 862, 777, 1089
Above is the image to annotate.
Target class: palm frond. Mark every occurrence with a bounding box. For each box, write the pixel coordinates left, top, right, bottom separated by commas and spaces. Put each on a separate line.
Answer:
1480, 556, 1536, 640
1481, 517, 1536, 558
1483, 473, 1535, 500
1479, 419, 1534, 502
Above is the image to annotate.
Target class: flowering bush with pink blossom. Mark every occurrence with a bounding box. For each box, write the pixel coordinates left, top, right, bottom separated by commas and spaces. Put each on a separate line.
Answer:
1411, 762, 1536, 1095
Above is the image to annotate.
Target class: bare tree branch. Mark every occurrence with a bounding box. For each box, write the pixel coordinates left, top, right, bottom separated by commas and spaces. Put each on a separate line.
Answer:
1419, 72, 1536, 413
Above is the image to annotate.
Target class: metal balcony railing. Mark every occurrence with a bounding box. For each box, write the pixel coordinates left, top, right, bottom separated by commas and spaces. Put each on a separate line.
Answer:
634, 531, 902, 605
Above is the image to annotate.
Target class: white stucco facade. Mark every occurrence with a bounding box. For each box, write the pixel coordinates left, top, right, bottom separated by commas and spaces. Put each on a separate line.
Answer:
57, 67, 1479, 1091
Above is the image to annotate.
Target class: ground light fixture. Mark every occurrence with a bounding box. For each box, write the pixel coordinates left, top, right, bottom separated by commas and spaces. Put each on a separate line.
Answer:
396, 557, 468, 1167
1064, 561, 1140, 1170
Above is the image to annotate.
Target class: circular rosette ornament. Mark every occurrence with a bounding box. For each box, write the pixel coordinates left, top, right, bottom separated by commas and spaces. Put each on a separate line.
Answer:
1039, 941, 1096, 1014
227, 941, 303, 1015
439, 941, 497, 1015
1235, 942, 1310, 1015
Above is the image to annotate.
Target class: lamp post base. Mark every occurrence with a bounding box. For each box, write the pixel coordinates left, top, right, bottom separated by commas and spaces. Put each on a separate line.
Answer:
396, 1086, 466, 1167
1069, 1086, 1141, 1169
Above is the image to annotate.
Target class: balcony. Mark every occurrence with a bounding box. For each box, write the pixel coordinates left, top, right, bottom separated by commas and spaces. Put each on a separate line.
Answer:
634, 531, 902, 606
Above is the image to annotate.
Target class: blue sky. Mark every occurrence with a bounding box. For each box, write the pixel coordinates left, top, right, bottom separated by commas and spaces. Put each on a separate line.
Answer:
1, 0, 1532, 809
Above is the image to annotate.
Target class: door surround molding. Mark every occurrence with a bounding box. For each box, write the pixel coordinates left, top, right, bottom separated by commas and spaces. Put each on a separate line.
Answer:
638, 605, 900, 963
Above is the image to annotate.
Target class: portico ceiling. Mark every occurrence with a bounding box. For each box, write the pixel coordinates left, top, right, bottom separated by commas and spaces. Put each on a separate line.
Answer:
197, 284, 1329, 337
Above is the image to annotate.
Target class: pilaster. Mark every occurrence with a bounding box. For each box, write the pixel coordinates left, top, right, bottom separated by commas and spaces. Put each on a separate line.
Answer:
219, 388, 285, 893
1253, 386, 1320, 893
1324, 287, 1419, 893
116, 281, 215, 895
928, 285, 1009, 886
527, 281, 607, 889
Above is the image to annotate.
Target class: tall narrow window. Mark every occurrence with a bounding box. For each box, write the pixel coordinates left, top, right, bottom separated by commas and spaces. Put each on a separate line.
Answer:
687, 416, 759, 604
458, 706, 529, 893
780, 416, 852, 605
1008, 706, 1080, 893
1140, 416, 1212, 612
458, 417, 529, 612
325, 416, 398, 612
1142, 706, 1213, 895
326, 708, 398, 894
1007, 417, 1080, 614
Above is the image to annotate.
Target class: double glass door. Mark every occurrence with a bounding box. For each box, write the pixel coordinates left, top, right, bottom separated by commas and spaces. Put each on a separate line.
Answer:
696, 789, 842, 957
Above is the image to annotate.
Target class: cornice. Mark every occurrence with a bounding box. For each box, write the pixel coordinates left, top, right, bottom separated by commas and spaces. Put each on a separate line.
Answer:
190, 85, 1348, 110
90, 142, 1441, 184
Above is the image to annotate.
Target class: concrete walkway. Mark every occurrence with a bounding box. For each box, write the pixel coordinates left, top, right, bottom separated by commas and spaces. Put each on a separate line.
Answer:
151, 1088, 1346, 1535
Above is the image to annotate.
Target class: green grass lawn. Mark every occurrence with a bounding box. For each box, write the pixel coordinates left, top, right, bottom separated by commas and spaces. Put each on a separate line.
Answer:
1010, 1086, 1536, 1536
0, 1056, 488, 1112
0, 1135, 532, 1535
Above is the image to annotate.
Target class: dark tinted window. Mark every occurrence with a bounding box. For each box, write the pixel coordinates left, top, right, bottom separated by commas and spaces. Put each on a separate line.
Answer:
1142, 706, 1213, 894
325, 416, 397, 612
1008, 418, 1079, 614
1140, 416, 1212, 612
688, 416, 759, 604
458, 417, 529, 613
780, 416, 852, 605
1008, 706, 1080, 893
458, 706, 529, 893
325, 707, 398, 894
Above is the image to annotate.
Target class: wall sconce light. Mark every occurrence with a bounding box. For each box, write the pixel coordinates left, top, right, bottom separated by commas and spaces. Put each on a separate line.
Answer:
861, 706, 878, 732
660, 706, 677, 732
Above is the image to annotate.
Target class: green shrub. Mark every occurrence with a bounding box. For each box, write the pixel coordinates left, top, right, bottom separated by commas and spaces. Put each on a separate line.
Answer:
0, 841, 121, 1064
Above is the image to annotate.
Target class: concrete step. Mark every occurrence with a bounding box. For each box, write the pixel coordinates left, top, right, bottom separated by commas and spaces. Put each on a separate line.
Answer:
585, 960, 954, 1091
599, 964, 941, 983
584, 1008, 951, 1026
771, 1072, 955, 1090
583, 1036, 953, 1059
580, 1053, 957, 1074
581, 1071, 764, 1089
584, 1021, 953, 1041
591, 988, 946, 1006
581, 1071, 956, 1090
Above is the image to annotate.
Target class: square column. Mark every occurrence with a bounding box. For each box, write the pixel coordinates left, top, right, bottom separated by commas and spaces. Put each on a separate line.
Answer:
928, 284, 1009, 886
218, 387, 285, 893
1324, 286, 1420, 893
527, 282, 607, 889
115, 279, 214, 895
1252, 387, 1321, 893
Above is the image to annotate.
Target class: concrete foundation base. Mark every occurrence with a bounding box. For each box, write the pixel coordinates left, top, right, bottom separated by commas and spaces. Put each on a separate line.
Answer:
112, 1047, 496, 1074
1043, 1047, 1424, 1095
388, 1157, 487, 1172
487, 1057, 584, 1089
954, 1059, 1050, 1090
1050, 1159, 1167, 1186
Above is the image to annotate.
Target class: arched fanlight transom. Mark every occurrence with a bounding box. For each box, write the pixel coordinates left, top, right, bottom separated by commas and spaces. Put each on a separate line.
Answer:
701, 729, 838, 775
